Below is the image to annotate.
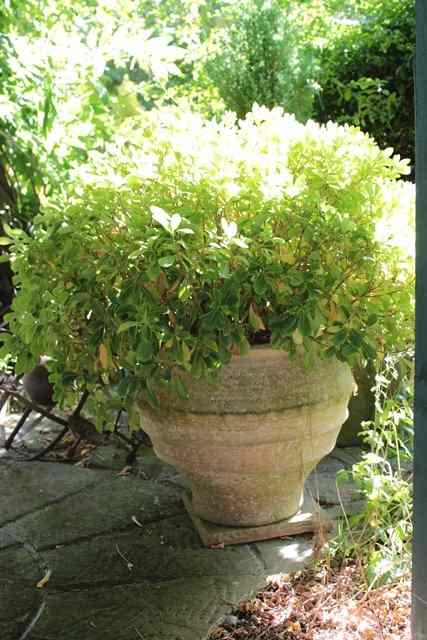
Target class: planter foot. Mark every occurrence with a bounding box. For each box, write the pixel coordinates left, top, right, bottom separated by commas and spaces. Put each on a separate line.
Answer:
183, 491, 333, 547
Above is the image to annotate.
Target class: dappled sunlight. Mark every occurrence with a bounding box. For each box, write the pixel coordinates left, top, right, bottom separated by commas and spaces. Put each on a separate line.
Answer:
0, 1, 415, 638
209, 564, 411, 639
276, 542, 314, 564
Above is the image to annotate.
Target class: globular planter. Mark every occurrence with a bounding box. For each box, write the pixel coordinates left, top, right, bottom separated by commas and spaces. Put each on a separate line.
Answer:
2, 107, 413, 534
22, 363, 54, 406
138, 347, 355, 527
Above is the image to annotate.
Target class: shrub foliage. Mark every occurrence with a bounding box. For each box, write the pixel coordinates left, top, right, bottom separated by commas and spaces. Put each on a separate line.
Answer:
313, 0, 415, 168
204, 0, 316, 122
2, 107, 413, 420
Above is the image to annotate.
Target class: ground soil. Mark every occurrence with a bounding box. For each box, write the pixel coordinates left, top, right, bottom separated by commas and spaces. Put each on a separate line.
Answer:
208, 562, 410, 640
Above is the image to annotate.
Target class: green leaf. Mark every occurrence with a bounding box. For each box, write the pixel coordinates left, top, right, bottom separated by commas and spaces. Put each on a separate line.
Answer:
270, 315, 297, 335
173, 376, 188, 399
178, 283, 192, 300
238, 336, 250, 356
180, 341, 192, 365
289, 272, 304, 286
137, 337, 154, 362
126, 175, 141, 188
191, 353, 206, 377
0, 237, 13, 246
158, 255, 176, 268
253, 276, 267, 296
298, 311, 313, 337
117, 321, 139, 334
144, 382, 160, 409
333, 329, 348, 347
362, 341, 377, 359
349, 329, 363, 347
336, 469, 350, 484
3, 223, 25, 238
367, 314, 378, 326
146, 264, 161, 281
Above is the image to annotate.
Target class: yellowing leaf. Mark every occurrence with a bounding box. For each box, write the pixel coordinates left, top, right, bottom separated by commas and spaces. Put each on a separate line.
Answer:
181, 341, 192, 363
328, 303, 339, 322
279, 245, 296, 265
36, 569, 52, 589
99, 343, 109, 369
292, 328, 303, 345
249, 304, 266, 331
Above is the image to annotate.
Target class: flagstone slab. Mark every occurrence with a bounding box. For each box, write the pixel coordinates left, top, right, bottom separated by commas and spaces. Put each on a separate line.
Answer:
0, 473, 185, 551
0, 443, 360, 640
39, 515, 267, 588
0, 458, 105, 524
0, 542, 43, 640
30, 578, 242, 640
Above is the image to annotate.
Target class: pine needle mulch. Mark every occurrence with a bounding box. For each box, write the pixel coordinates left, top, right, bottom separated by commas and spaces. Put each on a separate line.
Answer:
208, 563, 410, 640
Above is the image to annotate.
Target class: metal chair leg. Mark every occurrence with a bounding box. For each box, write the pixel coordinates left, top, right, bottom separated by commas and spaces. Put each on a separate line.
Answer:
4, 405, 32, 450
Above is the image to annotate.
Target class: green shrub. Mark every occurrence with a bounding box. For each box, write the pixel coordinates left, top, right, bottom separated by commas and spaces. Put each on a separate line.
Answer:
0, 0, 186, 311
1, 107, 413, 422
314, 0, 415, 170
204, 0, 317, 121
0, 0, 186, 230
333, 352, 413, 585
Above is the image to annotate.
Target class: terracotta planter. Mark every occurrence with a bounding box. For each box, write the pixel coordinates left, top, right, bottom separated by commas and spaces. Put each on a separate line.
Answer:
138, 346, 355, 527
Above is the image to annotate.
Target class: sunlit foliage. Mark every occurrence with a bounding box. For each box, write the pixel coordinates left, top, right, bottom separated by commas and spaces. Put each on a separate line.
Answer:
1, 107, 413, 422
0, 0, 185, 228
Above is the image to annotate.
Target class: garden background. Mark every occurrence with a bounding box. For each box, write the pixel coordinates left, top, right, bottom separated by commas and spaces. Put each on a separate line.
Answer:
0, 1, 416, 638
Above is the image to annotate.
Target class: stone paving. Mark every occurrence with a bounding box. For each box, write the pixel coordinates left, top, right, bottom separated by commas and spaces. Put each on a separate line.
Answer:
0, 415, 362, 640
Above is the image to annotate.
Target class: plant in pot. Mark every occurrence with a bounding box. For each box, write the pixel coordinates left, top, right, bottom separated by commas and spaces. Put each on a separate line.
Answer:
1, 106, 414, 528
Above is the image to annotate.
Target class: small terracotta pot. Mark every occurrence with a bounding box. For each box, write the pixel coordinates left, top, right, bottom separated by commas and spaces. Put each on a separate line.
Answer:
22, 364, 54, 406
138, 346, 354, 527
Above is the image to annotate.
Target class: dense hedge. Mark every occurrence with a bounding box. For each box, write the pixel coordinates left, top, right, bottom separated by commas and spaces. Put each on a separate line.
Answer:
313, 0, 415, 169
203, 0, 415, 169
204, 0, 316, 122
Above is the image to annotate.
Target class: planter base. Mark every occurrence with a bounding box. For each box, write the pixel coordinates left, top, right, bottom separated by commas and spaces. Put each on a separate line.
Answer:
183, 491, 332, 548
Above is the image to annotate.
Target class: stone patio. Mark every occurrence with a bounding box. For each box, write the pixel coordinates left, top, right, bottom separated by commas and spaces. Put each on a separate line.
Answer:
0, 415, 362, 640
